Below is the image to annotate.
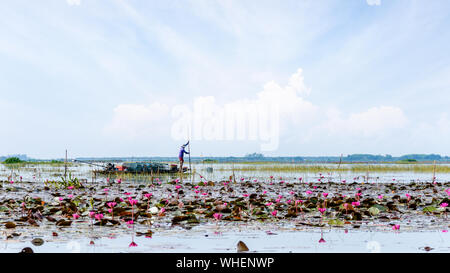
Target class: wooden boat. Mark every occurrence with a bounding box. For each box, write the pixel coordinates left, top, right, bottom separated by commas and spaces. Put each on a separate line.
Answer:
92, 162, 188, 174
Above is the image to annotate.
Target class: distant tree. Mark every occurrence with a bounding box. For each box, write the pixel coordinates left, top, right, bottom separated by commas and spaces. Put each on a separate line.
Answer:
3, 157, 23, 164
399, 154, 441, 161
245, 153, 264, 158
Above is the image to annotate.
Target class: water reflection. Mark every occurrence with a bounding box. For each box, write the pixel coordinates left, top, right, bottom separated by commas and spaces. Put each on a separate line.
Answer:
318, 229, 326, 243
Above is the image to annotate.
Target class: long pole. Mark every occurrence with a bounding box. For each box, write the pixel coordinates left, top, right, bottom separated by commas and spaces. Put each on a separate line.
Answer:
432, 160, 436, 184
188, 140, 192, 183
64, 149, 68, 180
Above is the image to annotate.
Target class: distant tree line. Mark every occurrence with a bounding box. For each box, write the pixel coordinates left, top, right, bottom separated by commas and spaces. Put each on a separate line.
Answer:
2, 153, 449, 164
0, 154, 28, 162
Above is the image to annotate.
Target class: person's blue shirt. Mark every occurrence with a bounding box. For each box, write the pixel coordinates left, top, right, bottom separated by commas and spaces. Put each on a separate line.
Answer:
178, 141, 189, 159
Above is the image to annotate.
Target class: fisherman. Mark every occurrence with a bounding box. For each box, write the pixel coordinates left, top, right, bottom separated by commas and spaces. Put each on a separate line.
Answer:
178, 141, 190, 171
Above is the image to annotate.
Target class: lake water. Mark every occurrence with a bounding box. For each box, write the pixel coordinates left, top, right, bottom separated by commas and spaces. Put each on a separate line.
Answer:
1, 225, 448, 253
0, 162, 449, 253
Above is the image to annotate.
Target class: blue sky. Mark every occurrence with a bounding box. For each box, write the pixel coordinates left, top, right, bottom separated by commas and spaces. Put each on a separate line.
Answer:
0, 0, 449, 158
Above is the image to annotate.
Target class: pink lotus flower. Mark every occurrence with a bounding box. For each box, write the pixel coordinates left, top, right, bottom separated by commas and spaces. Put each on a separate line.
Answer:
392, 224, 400, 230
295, 200, 303, 205
107, 202, 117, 208
378, 195, 383, 199
318, 208, 326, 214
266, 202, 273, 206
117, 178, 122, 184
323, 193, 329, 198
319, 238, 326, 243
89, 211, 96, 218
175, 185, 181, 189
243, 194, 249, 197
124, 192, 131, 196
72, 213, 80, 220
67, 186, 74, 190
95, 213, 104, 221
129, 241, 138, 247
440, 203, 448, 208
194, 186, 199, 189
213, 213, 223, 220
158, 207, 166, 216
306, 190, 313, 195
129, 199, 138, 206
352, 201, 360, 207
68, 194, 73, 199
263, 190, 267, 194
289, 191, 295, 195
144, 193, 152, 199
271, 210, 278, 217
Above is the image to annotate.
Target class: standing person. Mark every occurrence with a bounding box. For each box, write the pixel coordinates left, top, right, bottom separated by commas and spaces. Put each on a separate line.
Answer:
178, 141, 190, 171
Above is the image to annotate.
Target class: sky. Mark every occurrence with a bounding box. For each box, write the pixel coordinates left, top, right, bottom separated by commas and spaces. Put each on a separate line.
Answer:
0, 0, 449, 159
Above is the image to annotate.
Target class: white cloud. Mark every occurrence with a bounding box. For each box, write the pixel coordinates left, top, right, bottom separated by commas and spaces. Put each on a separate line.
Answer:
66, 0, 81, 6
321, 106, 408, 137
366, 0, 381, 6
255, 69, 317, 131
104, 68, 408, 152
104, 69, 317, 143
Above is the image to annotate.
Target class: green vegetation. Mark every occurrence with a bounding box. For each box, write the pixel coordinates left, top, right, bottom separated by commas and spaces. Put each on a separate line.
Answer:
45, 173, 83, 189
50, 160, 63, 164
397, 159, 418, 163
215, 163, 450, 173
202, 159, 218, 163
3, 157, 24, 164
2, 160, 68, 167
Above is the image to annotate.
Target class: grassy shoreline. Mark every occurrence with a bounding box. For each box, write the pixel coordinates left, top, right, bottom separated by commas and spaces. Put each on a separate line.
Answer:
213, 164, 450, 173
